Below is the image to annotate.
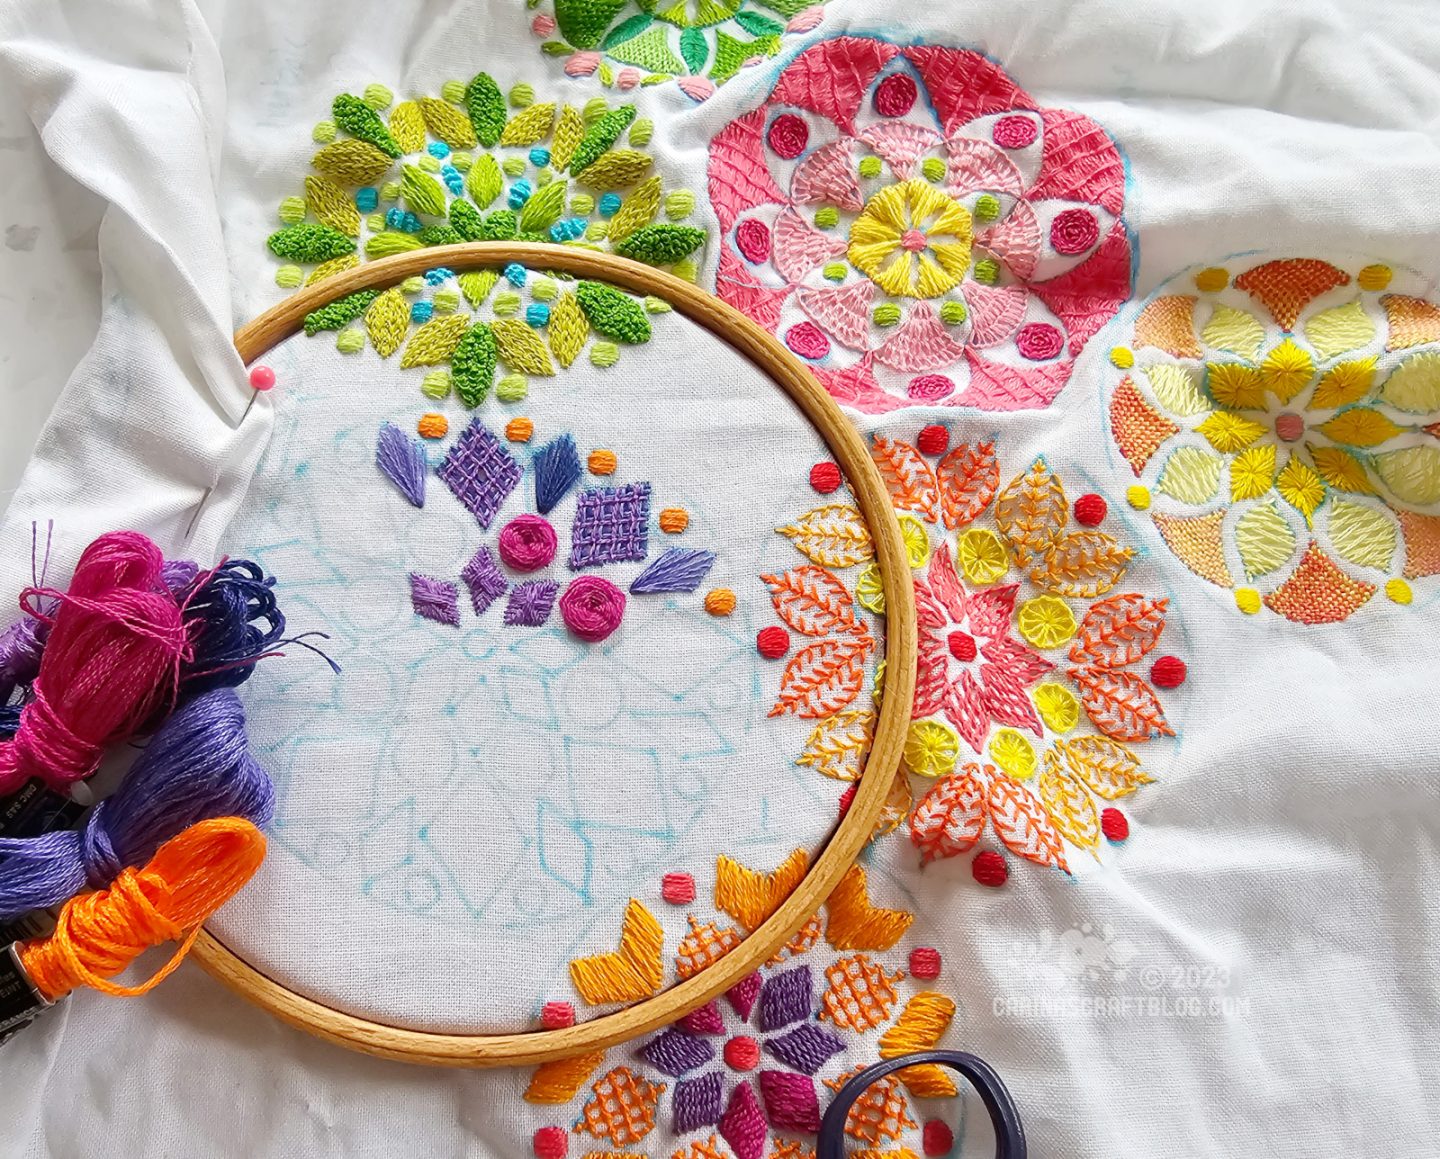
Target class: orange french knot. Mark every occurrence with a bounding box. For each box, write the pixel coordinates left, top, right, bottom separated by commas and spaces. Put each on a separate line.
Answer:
588, 449, 617, 475
715, 848, 809, 932
659, 507, 690, 533
704, 589, 736, 616
569, 899, 665, 1005
505, 416, 535, 442
576, 1066, 664, 1146
417, 413, 448, 439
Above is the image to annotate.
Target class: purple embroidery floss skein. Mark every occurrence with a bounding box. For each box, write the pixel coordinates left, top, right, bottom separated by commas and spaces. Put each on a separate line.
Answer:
0, 687, 274, 921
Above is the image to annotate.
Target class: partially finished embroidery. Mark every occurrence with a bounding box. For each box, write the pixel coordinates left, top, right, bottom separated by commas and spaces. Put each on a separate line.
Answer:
1108, 256, 1440, 623
708, 36, 1133, 412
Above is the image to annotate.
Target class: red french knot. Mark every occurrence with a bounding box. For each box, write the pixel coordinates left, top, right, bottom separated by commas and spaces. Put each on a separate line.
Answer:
1016, 322, 1064, 361
809, 461, 843, 493
909, 947, 942, 979
947, 631, 976, 662
1110, 376, 1181, 475
757, 626, 791, 659
767, 113, 809, 159
1073, 493, 1107, 527
1274, 412, 1305, 442
736, 218, 772, 264
924, 1119, 955, 1157
908, 374, 955, 401
532, 1126, 567, 1159
874, 72, 918, 117
1150, 655, 1186, 688
724, 1035, 761, 1072
972, 850, 1008, 887
916, 424, 949, 456
1101, 808, 1130, 842
837, 783, 857, 817
540, 1001, 575, 1029
992, 114, 1037, 149
249, 364, 276, 391
662, 872, 696, 905
1049, 207, 1099, 255
786, 321, 831, 360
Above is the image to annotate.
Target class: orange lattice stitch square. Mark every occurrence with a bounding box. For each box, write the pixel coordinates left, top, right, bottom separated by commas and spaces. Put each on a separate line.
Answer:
576, 1066, 666, 1147
823, 1069, 916, 1145
675, 917, 742, 980
770, 1141, 816, 1159
819, 954, 904, 1031
767, 915, 823, 966
672, 1136, 728, 1159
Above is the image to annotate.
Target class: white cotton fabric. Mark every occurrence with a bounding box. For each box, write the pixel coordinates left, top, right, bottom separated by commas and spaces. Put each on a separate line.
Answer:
0, 0, 1438, 1156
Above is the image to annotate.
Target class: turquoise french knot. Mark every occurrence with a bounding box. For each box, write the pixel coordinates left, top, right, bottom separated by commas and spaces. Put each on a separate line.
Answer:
550, 218, 586, 242
529, 147, 552, 168
425, 267, 454, 286
598, 192, 622, 217
504, 263, 527, 288
442, 165, 463, 195
427, 141, 450, 159
411, 301, 434, 323
356, 187, 378, 212
526, 303, 551, 328
508, 180, 533, 210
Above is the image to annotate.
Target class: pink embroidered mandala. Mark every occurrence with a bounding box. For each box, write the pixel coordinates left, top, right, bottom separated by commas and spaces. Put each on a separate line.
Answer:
707, 36, 1133, 412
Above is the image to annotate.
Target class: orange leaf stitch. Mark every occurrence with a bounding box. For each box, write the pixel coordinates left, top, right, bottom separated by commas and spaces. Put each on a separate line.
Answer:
1055, 735, 1153, 799
878, 992, 959, 1097
1110, 375, 1180, 475
1068, 665, 1175, 741
825, 865, 914, 950
715, 848, 809, 932
525, 1051, 606, 1104
1068, 593, 1168, 667
763, 566, 862, 637
770, 636, 873, 719
819, 953, 904, 1031
994, 458, 1067, 566
824, 1068, 917, 1145
1233, 258, 1349, 330
675, 916, 743, 979
796, 709, 875, 781
873, 767, 915, 839
1263, 541, 1377, 624
987, 777, 1070, 872
871, 437, 940, 522
909, 765, 988, 864
1031, 531, 1133, 597
576, 1066, 665, 1146
777, 504, 875, 567
569, 899, 665, 1005
1132, 295, 1200, 357
1038, 753, 1102, 855
936, 441, 1000, 529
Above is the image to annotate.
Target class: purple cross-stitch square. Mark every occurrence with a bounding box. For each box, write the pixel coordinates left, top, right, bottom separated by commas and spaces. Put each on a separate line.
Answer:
461, 545, 508, 614
437, 419, 521, 529
503, 580, 559, 626
409, 573, 459, 626
569, 482, 652, 568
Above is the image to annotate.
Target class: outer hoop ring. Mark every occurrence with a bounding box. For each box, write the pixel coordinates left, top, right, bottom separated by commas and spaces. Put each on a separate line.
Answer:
191, 243, 917, 1067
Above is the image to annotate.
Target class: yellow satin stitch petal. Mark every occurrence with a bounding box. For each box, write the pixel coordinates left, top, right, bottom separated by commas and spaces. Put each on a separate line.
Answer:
1033, 683, 1080, 734
847, 179, 973, 299
1235, 588, 1263, 614
1230, 444, 1277, 501
872, 659, 887, 705
898, 515, 932, 570
904, 720, 961, 779
957, 528, 1009, 584
856, 561, 886, 613
1017, 595, 1078, 649
1197, 411, 1268, 453
1259, 339, 1315, 403
988, 728, 1037, 780
1386, 578, 1413, 604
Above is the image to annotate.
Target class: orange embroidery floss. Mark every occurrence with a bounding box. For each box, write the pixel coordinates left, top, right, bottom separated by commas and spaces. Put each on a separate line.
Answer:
588, 449, 617, 475
505, 417, 534, 442
416, 413, 448, 439
658, 507, 689, 533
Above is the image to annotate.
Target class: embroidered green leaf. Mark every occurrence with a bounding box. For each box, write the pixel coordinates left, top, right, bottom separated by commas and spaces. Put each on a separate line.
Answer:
451, 323, 498, 407
303, 175, 361, 236
551, 105, 585, 170
307, 254, 359, 284
479, 210, 518, 240
418, 97, 477, 148
311, 138, 394, 184
733, 9, 785, 36
400, 314, 471, 369
549, 292, 589, 368
331, 93, 401, 158
601, 12, 654, 50
364, 288, 410, 358
613, 224, 706, 266
519, 178, 569, 233
401, 164, 446, 217
1156, 446, 1223, 505
679, 27, 709, 74
573, 150, 653, 190
303, 289, 378, 336
606, 176, 661, 243
464, 72, 507, 147
554, 0, 629, 48
458, 270, 498, 309
570, 105, 638, 176
388, 101, 426, 153
417, 224, 463, 247
449, 199, 484, 241
267, 223, 356, 262
365, 230, 424, 258
575, 281, 651, 344
500, 102, 557, 147
492, 319, 557, 376
1234, 501, 1296, 579
1375, 444, 1440, 504
465, 154, 503, 209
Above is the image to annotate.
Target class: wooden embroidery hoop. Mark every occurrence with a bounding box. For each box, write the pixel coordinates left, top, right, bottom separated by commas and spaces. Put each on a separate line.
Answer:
192, 243, 918, 1068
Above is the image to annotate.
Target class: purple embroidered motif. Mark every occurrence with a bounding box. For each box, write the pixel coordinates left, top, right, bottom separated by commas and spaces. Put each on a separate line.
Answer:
377, 422, 427, 508
727, 972, 762, 1020
764, 1023, 845, 1075
437, 419, 521, 528
678, 1001, 725, 1036
630, 547, 717, 594
532, 433, 581, 514
409, 573, 459, 626
757, 964, 811, 1032
758, 1070, 820, 1133
673, 1071, 724, 1134
503, 580, 559, 626
460, 546, 508, 614
569, 482, 651, 568
641, 1028, 716, 1078
718, 1082, 768, 1159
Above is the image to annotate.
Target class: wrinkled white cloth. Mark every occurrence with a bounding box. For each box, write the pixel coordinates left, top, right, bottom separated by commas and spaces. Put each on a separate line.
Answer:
1, 0, 1439, 1156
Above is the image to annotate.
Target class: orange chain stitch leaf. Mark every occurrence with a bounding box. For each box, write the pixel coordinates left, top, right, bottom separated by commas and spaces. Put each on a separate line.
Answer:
1038, 752, 1102, 856
777, 504, 875, 567
994, 457, 1067, 566
1068, 593, 1168, 668
1030, 530, 1133, 597
878, 992, 959, 1098
770, 636, 874, 719
909, 765, 988, 864
569, 899, 665, 1005
823, 1068, 917, 1145
987, 777, 1070, 872
715, 848, 809, 932
762, 566, 863, 637
1054, 735, 1154, 799
825, 865, 914, 950
1068, 665, 1175, 742
819, 953, 905, 1031
675, 916, 743, 979
936, 441, 1000, 529
871, 437, 940, 523
576, 1067, 665, 1147
796, 710, 875, 781
525, 1051, 606, 1105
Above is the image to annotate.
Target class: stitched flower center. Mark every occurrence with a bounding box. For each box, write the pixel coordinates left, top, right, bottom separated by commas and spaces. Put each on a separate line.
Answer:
1275, 411, 1305, 442
848, 178, 973, 299
947, 630, 977, 662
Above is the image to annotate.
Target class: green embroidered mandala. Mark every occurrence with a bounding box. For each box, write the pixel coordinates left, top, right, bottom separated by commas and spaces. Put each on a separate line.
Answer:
526, 0, 831, 100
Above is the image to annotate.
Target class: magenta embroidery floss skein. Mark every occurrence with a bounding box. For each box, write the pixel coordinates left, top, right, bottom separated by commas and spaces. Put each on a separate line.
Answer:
0, 688, 274, 921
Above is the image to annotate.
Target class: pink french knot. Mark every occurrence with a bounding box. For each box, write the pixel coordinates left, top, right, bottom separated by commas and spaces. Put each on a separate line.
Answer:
565, 51, 602, 77
617, 67, 642, 90
703, 34, 1133, 413
530, 12, 556, 37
